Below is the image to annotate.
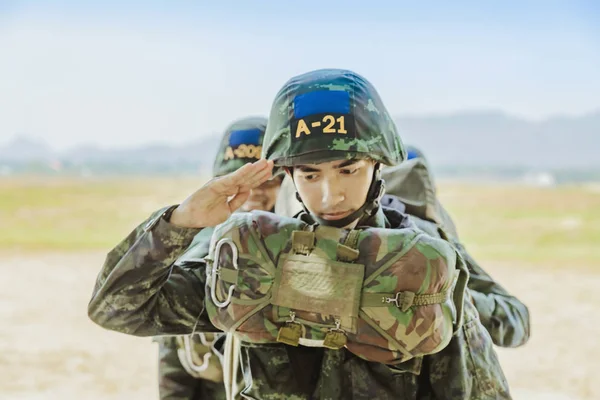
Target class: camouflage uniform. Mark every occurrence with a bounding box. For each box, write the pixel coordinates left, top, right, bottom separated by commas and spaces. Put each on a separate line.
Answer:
89, 69, 511, 399
155, 116, 270, 400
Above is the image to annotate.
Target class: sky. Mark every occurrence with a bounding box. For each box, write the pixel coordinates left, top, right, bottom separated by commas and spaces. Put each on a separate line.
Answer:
0, 0, 598, 150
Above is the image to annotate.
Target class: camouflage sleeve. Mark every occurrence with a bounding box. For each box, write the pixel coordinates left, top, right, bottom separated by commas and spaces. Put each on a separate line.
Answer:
454, 242, 531, 348
88, 206, 218, 336
158, 337, 200, 400
426, 294, 512, 399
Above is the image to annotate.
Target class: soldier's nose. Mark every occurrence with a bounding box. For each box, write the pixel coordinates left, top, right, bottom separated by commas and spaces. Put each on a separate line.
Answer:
321, 178, 345, 207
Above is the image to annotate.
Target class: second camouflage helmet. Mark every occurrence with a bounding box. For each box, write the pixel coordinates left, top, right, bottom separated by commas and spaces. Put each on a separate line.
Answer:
212, 116, 268, 177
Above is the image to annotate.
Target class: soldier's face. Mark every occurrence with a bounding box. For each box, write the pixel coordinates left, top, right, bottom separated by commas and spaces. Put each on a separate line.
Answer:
240, 176, 282, 212
292, 159, 375, 228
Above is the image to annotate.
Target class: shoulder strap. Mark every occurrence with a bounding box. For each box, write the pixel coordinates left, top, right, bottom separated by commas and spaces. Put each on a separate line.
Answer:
336, 229, 361, 262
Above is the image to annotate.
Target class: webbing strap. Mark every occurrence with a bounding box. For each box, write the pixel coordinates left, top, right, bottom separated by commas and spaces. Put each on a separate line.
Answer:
451, 259, 469, 333
292, 231, 315, 255
336, 230, 361, 262
336, 245, 359, 262
361, 289, 450, 312
219, 268, 239, 284
344, 230, 361, 249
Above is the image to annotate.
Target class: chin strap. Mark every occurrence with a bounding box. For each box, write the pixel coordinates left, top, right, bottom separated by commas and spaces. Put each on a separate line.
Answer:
291, 164, 385, 229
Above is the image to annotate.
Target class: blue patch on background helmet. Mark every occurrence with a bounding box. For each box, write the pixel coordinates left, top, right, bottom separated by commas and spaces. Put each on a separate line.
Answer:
293, 90, 350, 119
229, 129, 262, 147
406, 149, 420, 160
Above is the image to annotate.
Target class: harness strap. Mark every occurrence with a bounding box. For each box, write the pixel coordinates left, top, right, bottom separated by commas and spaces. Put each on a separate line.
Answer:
361, 289, 451, 312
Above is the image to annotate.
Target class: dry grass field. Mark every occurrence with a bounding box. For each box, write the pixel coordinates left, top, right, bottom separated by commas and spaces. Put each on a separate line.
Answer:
1, 176, 598, 399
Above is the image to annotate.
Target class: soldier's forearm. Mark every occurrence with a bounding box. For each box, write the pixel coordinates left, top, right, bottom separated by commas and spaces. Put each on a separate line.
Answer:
88, 208, 206, 336
91, 206, 173, 292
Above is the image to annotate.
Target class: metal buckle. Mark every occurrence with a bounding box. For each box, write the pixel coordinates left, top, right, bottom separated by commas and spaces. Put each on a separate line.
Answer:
322, 318, 347, 350
209, 238, 239, 308
384, 293, 401, 307
383, 291, 415, 312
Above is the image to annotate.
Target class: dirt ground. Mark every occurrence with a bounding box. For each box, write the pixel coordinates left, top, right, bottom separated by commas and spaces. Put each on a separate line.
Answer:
1, 251, 598, 400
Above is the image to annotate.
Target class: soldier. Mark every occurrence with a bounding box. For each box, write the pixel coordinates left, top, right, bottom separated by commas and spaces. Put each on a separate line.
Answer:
88, 69, 511, 399
275, 144, 531, 348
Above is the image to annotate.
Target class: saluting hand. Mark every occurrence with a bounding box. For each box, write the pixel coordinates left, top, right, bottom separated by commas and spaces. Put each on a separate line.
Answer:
170, 159, 274, 228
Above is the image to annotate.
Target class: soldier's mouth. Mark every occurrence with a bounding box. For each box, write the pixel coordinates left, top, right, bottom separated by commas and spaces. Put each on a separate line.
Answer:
320, 211, 352, 220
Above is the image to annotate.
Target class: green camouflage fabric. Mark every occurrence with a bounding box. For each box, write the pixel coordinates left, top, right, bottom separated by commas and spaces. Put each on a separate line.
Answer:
403, 214, 531, 349
381, 158, 459, 239
156, 335, 227, 400
452, 242, 530, 348
204, 210, 468, 365
262, 68, 406, 167
88, 205, 511, 399
212, 116, 268, 177
381, 150, 530, 348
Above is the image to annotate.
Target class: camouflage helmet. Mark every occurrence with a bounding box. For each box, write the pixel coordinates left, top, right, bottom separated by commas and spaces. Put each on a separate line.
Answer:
212, 116, 268, 177
262, 68, 406, 167
405, 144, 427, 161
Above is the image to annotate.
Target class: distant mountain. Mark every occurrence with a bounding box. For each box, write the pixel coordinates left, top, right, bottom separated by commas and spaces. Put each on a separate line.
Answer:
0, 133, 223, 175
62, 134, 221, 169
396, 110, 599, 169
1, 110, 598, 172
0, 134, 57, 162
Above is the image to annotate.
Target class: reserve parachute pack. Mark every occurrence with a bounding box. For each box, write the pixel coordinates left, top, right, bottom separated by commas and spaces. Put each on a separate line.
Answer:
204, 211, 468, 364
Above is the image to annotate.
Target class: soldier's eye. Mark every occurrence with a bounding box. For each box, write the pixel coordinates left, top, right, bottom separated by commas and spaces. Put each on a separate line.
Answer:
303, 174, 317, 181
340, 168, 358, 175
